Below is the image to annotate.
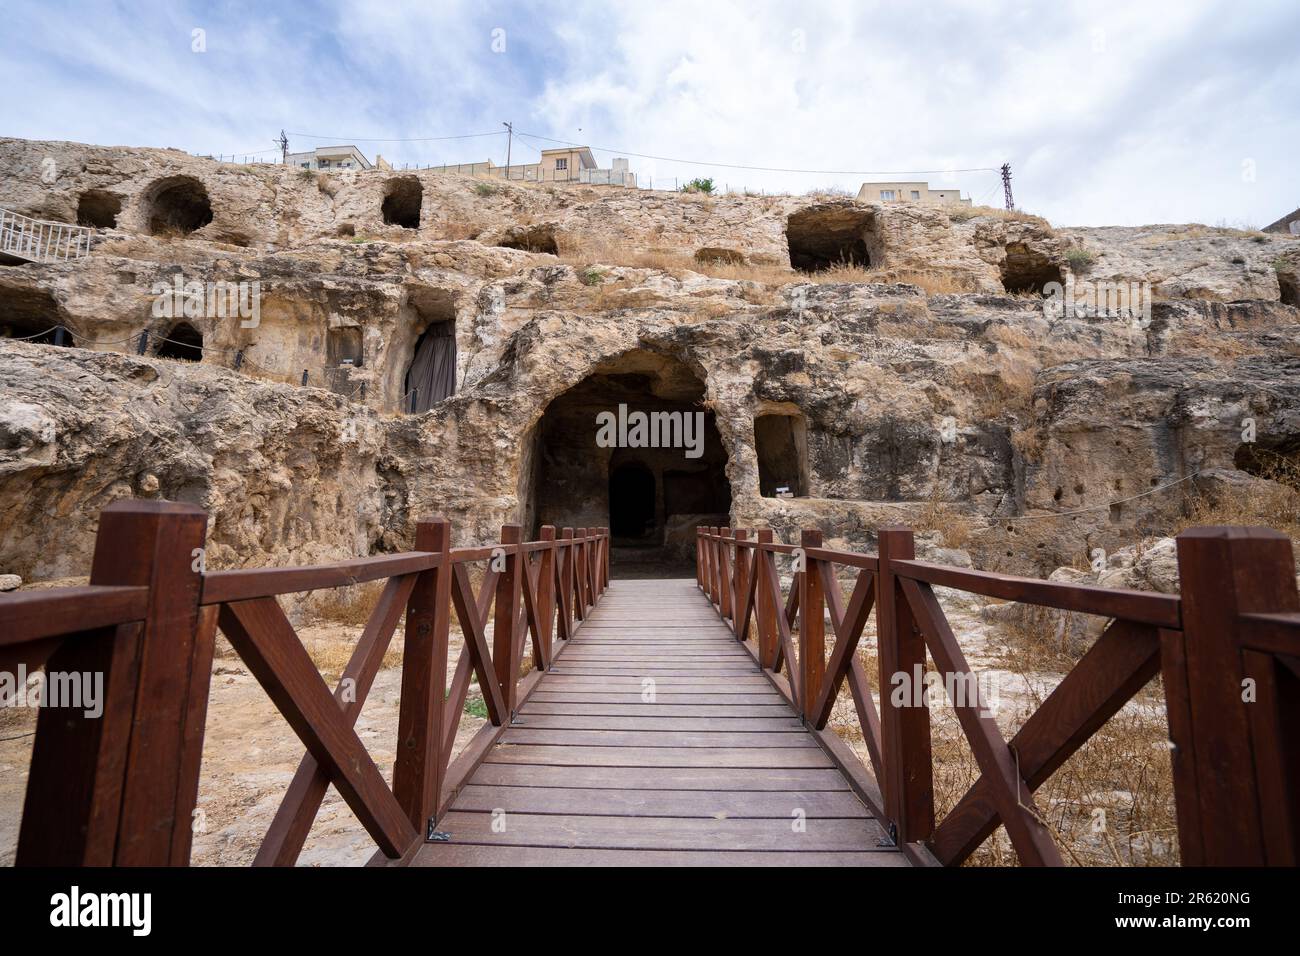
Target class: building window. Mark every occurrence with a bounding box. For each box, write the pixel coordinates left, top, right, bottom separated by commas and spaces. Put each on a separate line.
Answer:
555, 158, 568, 170
911, 190, 921, 200
880, 190, 895, 200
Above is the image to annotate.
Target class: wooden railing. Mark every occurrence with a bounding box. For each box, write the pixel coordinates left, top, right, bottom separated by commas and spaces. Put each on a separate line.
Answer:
1, 499, 609, 866
696, 523, 1300, 867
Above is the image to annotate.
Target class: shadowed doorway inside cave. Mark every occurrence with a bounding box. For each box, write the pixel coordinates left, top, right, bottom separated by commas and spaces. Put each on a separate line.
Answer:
524, 350, 731, 578
609, 461, 657, 538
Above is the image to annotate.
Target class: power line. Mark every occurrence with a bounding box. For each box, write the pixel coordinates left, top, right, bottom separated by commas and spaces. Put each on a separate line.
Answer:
286, 130, 506, 143
513, 130, 1002, 177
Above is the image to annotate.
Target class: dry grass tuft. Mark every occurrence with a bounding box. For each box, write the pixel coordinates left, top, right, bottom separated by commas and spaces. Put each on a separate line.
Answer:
951, 359, 1038, 422
310, 580, 388, 628
1174, 452, 1300, 542
948, 206, 1052, 228
913, 491, 976, 551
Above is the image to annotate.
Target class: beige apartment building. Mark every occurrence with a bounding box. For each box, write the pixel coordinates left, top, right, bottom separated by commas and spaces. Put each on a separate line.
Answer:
427, 147, 636, 186
285, 145, 392, 172
857, 181, 971, 205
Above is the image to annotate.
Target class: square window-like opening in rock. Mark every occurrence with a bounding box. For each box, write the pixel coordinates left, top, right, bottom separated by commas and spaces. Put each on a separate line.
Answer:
755, 412, 810, 497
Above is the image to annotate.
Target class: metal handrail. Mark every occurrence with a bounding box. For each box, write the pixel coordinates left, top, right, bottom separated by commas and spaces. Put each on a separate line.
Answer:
0, 207, 94, 263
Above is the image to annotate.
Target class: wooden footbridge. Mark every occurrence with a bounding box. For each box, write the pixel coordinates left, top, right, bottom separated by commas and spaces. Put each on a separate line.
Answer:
3, 501, 1298, 866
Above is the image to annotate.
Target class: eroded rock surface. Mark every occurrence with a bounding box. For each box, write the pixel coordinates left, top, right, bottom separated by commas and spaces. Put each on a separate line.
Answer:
3, 136, 1300, 584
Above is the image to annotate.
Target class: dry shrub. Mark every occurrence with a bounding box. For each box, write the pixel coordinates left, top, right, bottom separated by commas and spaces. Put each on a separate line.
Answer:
913, 495, 975, 551
948, 206, 1052, 228
985, 323, 1034, 349
439, 219, 483, 241
1174, 452, 1300, 542
310, 579, 388, 627
825, 587, 1178, 865
1164, 329, 1267, 357
951, 359, 1038, 422
886, 269, 982, 294
991, 611, 1177, 865
1010, 425, 1046, 463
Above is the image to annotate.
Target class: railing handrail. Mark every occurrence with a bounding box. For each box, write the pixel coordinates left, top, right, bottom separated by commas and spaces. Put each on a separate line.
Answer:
696, 522, 1300, 868
0, 499, 610, 867
0, 206, 94, 263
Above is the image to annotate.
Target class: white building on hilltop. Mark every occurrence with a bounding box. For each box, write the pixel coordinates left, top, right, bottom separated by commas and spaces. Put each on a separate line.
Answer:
857, 181, 971, 206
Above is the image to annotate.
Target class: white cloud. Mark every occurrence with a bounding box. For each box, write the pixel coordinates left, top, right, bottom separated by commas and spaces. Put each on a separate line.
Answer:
1, 0, 1296, 225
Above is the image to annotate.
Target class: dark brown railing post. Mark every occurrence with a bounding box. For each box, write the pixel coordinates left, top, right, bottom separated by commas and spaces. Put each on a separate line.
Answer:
1172, 526, 1300, 866
393, 516, 451, 831
494, 524, 523, 716
719, 528, 734, 622
756, 529, 776, 669
602, 526, 610, 590
704, 527, 716, 602
733, 529, 750, 640
800, 529, 826, 723
18, 499, 209, 866
559, 527, 575, 637
696, 526, 705, 589
572, 528, 587, 621
709, 526, 722, 609
588, 527, 601, 602
876, 525, 934, 847
537, 525, 557, 663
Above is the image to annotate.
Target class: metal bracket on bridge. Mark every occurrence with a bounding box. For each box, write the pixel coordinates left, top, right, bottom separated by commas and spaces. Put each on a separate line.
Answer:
426, 822, 451, 843
877, 823, 899, 848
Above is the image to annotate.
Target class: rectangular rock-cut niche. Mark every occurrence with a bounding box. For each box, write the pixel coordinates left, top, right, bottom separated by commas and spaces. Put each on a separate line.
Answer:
755, 411, 810, 497
327, 326, 364, 368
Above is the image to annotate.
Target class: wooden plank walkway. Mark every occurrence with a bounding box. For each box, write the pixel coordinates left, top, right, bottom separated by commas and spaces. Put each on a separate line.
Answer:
413, 578, 906, 866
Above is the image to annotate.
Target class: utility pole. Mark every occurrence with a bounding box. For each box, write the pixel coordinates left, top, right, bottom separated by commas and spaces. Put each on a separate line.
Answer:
502, 121, 513, 171
278, 129, 288, 165
1001, 162, 1014, 211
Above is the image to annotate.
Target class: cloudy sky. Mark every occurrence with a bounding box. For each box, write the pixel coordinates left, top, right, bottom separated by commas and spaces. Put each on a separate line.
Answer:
2, 0, 1297, 227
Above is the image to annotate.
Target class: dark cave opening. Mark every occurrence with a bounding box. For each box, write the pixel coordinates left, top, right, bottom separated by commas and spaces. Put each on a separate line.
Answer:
155, 321, 203, 361
382, 177, 423, 229
786, 205, 878, 273
145, 176, 214, 236
1000, 242, 1063, 294
77, 189, 122, 229
609, 461, 657, 539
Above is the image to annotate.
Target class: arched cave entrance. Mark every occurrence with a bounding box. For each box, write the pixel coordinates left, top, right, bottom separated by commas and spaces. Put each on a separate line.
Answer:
524, 350, 731, 575
382, 177, 423, 229
786, 205, 879, 272
0, 287, 73, 345
1000, 243, 1063, 294
77, 189, 122, 229
144, 176, 214, 236
156, 321, 203, 361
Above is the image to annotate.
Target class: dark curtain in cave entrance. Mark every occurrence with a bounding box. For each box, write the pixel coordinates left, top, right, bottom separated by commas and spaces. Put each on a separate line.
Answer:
405, 321, 457, 412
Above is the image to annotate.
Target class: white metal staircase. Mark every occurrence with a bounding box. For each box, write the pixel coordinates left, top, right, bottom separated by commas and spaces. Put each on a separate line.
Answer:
0, 208, 93, 264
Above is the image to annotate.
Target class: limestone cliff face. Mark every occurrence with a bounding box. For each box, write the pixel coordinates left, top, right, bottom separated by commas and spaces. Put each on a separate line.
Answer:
2, 136, 1299, 581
